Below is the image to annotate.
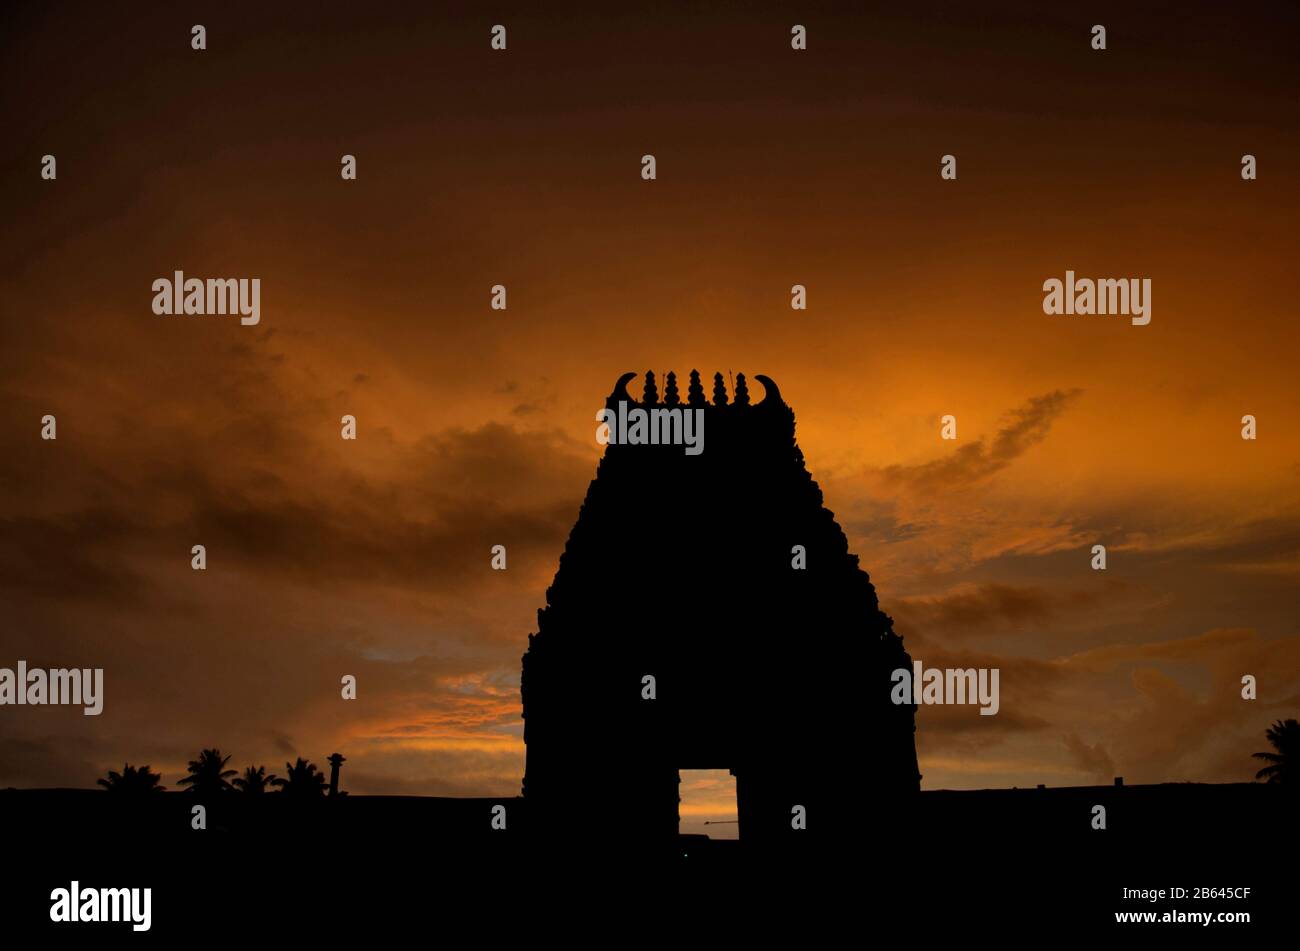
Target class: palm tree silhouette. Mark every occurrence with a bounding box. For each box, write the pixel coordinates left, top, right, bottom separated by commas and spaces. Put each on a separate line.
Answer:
97, 763, 165, 794
177, 748, 237, 796
270, 757, 327, 798
231, 764, 277, 795
1253, 718, 1299, 785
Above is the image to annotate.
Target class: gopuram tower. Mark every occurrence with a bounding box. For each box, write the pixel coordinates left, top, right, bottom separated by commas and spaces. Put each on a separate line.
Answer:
521, 371, 920, 853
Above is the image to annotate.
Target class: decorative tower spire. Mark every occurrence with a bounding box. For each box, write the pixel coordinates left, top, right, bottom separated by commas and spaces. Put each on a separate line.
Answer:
642, 371, 659, 405
663, 371, 681, 406
712, 372, 729, 406
734, 372, 750, 406
687, 370, 706, 406
327, 752, 346, 799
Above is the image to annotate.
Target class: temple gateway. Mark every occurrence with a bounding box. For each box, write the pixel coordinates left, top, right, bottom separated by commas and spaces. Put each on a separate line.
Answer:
521, 371, 920, 852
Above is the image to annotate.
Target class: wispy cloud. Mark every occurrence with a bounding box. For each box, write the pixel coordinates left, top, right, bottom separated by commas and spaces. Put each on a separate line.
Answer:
881, 389, 1083, 493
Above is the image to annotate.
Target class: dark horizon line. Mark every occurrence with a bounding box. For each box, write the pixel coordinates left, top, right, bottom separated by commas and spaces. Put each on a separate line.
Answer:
2, 778, 1275, 796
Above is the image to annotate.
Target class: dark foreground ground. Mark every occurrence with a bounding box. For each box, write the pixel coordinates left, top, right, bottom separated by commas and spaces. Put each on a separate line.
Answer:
2, 782, 1293, 940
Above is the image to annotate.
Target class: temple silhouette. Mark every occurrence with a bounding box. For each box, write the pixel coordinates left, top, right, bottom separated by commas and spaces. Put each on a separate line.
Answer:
521, 370, 920, 850
4, 373, 1292, 935
4, 371, 1293, 930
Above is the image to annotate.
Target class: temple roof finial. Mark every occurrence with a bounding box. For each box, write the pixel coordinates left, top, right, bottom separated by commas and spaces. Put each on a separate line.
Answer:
663, 371, 681, 406
734, 372, 750, 406
712, 372, 729, 406
687, 370, 706, 406
642, 371, 659, 405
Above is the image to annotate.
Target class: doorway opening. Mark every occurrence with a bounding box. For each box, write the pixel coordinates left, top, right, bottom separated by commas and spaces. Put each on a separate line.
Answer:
677, 769, 739, 839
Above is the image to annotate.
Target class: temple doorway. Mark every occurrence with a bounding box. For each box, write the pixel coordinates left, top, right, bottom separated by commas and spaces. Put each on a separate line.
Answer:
678, 769, 739, 839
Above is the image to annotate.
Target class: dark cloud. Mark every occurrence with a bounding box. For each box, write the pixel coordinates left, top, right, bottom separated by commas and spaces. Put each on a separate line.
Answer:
1062, 733, 1115, 783
885, 578, 1160, 650
837, 496, 927, 544
0, 410, 592, 604
882, 389, 1083, 493
0, 509, 150, 606
181, 422, 590, 592
917, 705, 1050, 737
890, 583, 1085, 638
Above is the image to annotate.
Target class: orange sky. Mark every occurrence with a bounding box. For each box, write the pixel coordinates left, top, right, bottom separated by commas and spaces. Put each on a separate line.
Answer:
2, 2, 1298, 799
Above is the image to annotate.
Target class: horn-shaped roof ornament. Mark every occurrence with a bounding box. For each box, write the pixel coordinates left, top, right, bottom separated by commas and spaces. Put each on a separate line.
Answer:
607, 372, 638, 406
754, 374, 783, 406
